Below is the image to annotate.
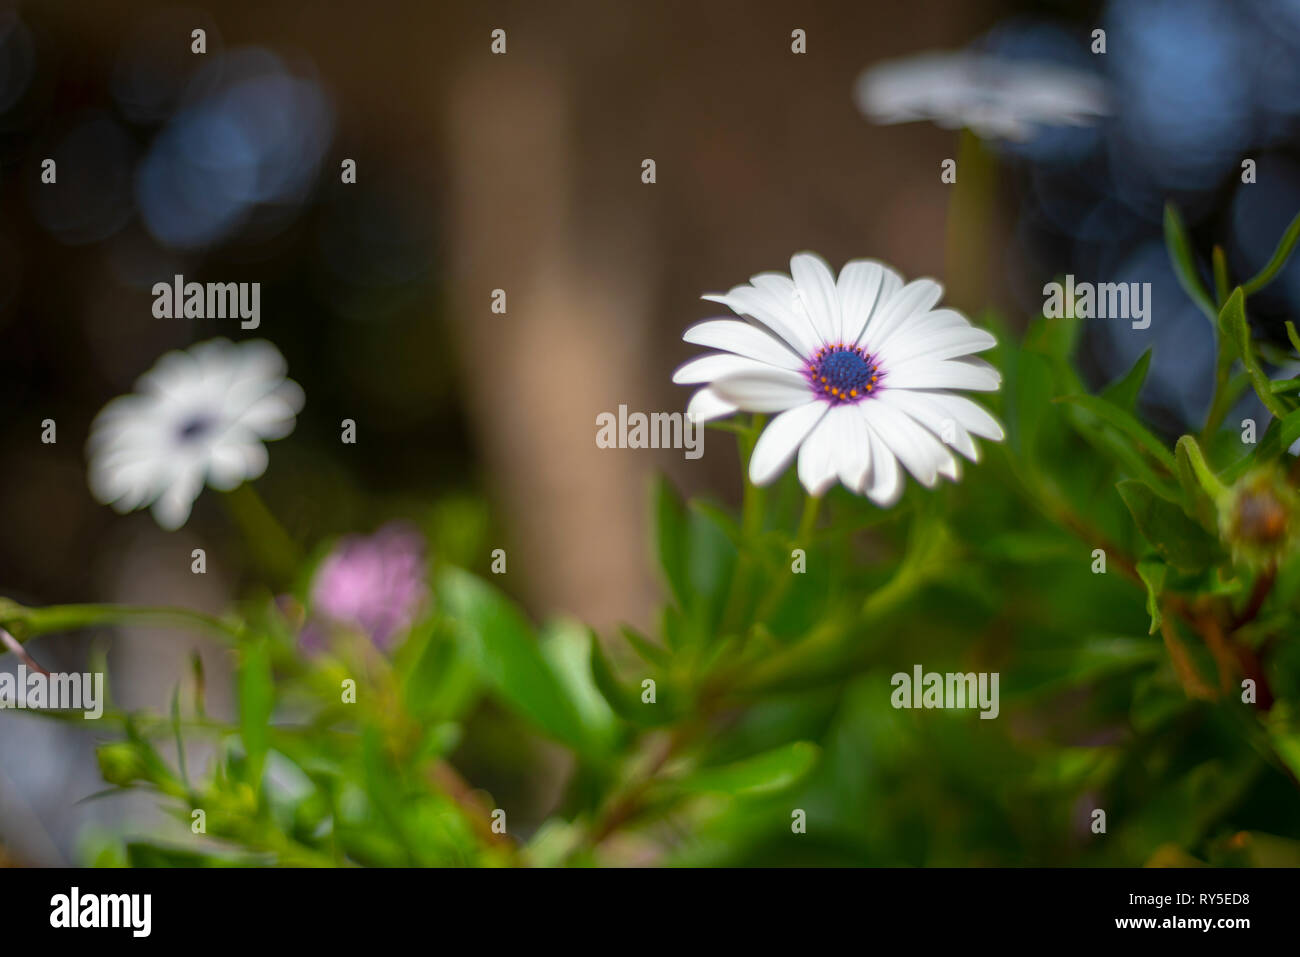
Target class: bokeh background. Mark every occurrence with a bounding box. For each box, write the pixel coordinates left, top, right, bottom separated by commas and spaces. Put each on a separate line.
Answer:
1, 0, 1298, 864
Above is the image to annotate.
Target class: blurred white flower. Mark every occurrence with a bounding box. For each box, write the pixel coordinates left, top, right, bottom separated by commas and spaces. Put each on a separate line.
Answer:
87, 338, 304, 529
855, 51, 1108, 141
675, 253, 1003, 504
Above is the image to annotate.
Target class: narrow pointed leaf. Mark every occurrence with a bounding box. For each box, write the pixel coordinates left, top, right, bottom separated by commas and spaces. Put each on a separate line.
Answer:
1218, 288, 1290, 418
1242, 209, 1300, 295
1163, 203, 1216, 321
1056, 393, 1178, 472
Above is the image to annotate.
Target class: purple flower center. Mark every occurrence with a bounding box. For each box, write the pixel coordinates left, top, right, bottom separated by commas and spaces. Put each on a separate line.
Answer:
176, 413, 216, 443
806, 344, 881, 404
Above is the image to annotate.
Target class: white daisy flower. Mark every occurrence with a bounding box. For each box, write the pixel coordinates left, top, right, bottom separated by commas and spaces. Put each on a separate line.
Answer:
675, 253, 1004, 505
855, 51, 1108, 141
87, 338, 304, 530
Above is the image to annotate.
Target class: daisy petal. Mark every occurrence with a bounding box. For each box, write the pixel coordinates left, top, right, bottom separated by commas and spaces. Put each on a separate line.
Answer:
879, 326, 997, 366
883, 356, 1001, 392
710, 368, 815, 412
863, 400, 957, 487
836, 260, 886, 345
860, 278, 944, 354
798, 414, 840, 497
790, 252, 840, 346
672, 353, 777, 385
828, 404, 872, 491
703, 282, 819, 357
749, 402, 827, 486
151, 466, 204, 531
910, 390, 1005, 441
686, 387, 737, 424
861, 421, 902, 506
682, 319, 804, 370
880, 389, 979, 461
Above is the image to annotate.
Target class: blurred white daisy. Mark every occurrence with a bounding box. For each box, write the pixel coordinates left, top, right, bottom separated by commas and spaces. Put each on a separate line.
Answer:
675, 253, 1003, 504
855, 51, 1108, 141
88, 338, 304, 530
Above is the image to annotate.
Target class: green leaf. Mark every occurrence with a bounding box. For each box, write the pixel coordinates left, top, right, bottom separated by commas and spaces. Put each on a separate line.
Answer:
1068, 414, 1177, 495
863, 512, 955, 619
1101, 348, 1152, 411
1270, 377, 1300, 395
237, 638, 273, 791
1221, 418, 1284, 484
438, 568, 590, 753
1136, 559, 1167, 635
170, 686, 189, 791
1287, 320, 1300, 356
1174, 435, 1224, 531
540, 621, 618, 751
1175, 433, 1228, 499
400, 619, 480, 723
126, 842, 248, 868
1056, 393, 1178, 473
677, 742, 820, 797
1006, 347, 1057, 468
1212, 245, 1230, 306
1117, 479, 1225, 574
684, 502, 738, 633
652, 476, 689, 606
1024, 313, 1082, 362
588, 632, 670, 728
1242, 209, 1300, 295
619, 624, 671, 668
1218, 287, 1290, 418
688, 500, 743, 549
1163, 202, 1216, 322
1280, 409, 1300, 453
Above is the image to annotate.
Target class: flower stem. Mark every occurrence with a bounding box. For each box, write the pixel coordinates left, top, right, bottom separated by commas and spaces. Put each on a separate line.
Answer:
222, 482, 301, 585
738, 415, 766, 539
945, 128, 996, 310
1200, 345, 1235, 444
718, 418, 767, 641
0, 599, 242, 647
796, 494, 822, 544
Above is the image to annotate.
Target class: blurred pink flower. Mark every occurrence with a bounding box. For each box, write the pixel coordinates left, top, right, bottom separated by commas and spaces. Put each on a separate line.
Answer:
303, 523, 429, 652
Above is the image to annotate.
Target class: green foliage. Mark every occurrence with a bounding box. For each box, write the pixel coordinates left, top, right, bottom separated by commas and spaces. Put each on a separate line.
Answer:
6, 208, 1300, 869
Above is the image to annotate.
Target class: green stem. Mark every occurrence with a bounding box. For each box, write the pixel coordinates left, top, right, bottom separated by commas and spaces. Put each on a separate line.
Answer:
738, 415, 766, 539
0, 599, 241, 646
720, 415, 767, 639
1200, 343, 1235, 443
1211, 245, 1230, 307
746, 494, 826, 632
945, 129, 996, 310
796, 494, 822, 544
223, 482, 301, 585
